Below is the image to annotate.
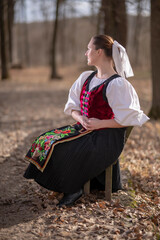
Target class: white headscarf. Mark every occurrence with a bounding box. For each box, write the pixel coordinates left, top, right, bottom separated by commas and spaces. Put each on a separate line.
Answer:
112, 40, 134, 78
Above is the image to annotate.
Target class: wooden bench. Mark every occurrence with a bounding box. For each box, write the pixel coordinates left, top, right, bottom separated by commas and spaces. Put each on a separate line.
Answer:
84, 126, 133, 201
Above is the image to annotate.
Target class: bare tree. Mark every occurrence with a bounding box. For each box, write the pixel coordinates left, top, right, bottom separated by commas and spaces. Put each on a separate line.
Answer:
0, 0, 10, 80
40, 0, 51, 64
50, 0, 61, 80
149, 0, 160, 119
133, 0, 142, 67
59, 0, 67, 66
8, 0, 16, 64
100, 0, 127, 47
21, 0, 30, 66
89, 0, 98, 34
70, 4, 77, 63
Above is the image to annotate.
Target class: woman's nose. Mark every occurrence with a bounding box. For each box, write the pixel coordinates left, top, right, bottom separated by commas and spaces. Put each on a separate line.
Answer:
85, 50, 88, 56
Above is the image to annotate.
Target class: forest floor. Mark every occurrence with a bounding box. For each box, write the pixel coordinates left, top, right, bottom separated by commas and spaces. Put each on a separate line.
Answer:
0, 65, 159, 240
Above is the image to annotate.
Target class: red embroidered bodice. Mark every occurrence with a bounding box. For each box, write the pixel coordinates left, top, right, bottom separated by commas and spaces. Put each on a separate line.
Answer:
80, 71, 120, 120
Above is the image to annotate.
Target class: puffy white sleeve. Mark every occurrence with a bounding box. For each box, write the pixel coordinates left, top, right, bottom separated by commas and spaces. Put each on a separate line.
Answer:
64, 71, 93, 115
107, 77, 150, 126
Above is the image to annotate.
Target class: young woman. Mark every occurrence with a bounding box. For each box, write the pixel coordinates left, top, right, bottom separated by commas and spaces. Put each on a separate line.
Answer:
24, 35, 149, 207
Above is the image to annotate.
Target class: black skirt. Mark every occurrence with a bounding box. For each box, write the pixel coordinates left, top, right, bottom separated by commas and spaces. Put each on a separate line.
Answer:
24, 127, 126, 193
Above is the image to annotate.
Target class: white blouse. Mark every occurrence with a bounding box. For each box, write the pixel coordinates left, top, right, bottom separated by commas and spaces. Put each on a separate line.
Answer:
64, 71, 149, 126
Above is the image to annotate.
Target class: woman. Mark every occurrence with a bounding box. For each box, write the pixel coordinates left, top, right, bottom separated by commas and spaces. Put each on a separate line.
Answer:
24, 35, 149, 207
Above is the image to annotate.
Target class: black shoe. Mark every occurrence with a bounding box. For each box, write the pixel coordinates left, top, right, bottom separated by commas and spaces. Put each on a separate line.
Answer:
57, 189, 83, 207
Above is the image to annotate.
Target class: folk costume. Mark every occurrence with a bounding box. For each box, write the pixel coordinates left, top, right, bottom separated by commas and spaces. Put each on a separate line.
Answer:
24, 40, 149, 195
24, 70, 149, 193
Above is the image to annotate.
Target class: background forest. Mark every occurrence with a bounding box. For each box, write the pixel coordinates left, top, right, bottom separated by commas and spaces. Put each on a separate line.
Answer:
0, 0, 151, 69
0, 0, 160, 240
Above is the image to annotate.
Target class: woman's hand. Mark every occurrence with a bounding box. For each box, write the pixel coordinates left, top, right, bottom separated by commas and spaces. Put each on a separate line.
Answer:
71, 111, 100, 130
80, 117, 102, 130
78, 115, 90, 129
80, 117, 125, 130
71, 110, 124, 130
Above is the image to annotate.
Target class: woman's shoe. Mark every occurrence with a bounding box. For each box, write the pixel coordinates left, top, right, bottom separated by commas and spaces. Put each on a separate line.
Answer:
57, 189, 83, 207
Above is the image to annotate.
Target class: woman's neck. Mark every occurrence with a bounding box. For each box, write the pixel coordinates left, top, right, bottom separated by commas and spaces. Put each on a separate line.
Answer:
95, 62, 116, 79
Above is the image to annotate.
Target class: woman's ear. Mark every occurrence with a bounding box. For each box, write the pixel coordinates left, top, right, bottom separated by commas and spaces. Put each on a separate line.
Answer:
97, 48, 103, 56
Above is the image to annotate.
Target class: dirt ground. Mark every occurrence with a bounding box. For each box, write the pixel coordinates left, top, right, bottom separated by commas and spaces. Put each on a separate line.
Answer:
0, 65, 159, 240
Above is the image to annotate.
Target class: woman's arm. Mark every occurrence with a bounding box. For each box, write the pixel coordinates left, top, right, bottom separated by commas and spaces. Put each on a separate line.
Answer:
106, 77, 149, 127
71, 110, 90, 128
71, 110, 125, 130
86, 118, 125, 130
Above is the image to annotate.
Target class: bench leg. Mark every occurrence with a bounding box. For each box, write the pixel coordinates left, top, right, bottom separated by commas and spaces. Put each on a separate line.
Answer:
84, 165, 113, 201
84, 180, 90, 194
105, 165, 112, 202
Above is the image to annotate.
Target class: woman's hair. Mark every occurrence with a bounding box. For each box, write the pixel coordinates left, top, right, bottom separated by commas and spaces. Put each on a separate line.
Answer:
92, 35, 114, 58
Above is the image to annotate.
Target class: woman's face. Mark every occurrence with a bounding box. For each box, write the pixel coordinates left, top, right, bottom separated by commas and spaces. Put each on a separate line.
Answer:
85, 38, 99, 66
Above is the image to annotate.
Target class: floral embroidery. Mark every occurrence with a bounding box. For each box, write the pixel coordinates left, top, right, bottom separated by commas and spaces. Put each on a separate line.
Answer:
30, 126, 76, 162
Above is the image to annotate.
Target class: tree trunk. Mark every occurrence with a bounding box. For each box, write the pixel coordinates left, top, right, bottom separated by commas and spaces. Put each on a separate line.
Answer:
90, 0, 97, 34
70, 5, 76, 63
7, 0, 15, 64
133, 0, 142, 67
0, 0, 10, 80
21, 0, 30, 66
40, 0, 50, 64
149, 0, 160, 119
101, 0, 127, 47
59, 1, 66, 66
101, 0, 113, 35
50, 0, 61, 80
